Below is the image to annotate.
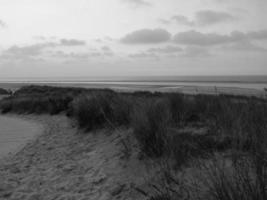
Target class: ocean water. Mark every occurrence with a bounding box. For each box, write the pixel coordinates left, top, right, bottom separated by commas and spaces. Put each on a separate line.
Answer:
1, 76, 267, 90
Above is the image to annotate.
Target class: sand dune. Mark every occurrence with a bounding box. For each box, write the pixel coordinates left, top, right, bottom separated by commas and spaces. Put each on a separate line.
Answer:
0, 115, 148, 200
0, 115, 42, 159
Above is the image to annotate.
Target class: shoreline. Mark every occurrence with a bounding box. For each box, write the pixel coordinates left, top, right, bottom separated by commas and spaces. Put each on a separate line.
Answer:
0, 82, 266, 98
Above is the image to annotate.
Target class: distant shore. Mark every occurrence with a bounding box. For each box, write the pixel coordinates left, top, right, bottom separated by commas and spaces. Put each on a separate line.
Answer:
0, 81, 266, 98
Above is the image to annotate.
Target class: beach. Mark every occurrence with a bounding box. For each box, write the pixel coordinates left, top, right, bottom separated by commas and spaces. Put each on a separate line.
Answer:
0, 115, 147, 200
0, 80, 267, 98
0, 115, 42, 160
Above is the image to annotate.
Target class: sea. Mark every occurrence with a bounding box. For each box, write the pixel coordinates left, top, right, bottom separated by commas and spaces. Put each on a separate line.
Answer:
0, 76, 267, 97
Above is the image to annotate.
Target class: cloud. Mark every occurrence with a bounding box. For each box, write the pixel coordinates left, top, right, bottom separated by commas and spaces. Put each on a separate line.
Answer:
51, 51, 102, 60
162, 10, 236, 27
48, 46, 115, 61
101, 46, 111, 51
171, 15, 194, 26
147, 45, 183, 54
182, 46, 211, 57
223, 41, 267, 52
1, 42, 57, 59
195, 10, 236, 26
0, 39, 87, 61
173, 30, 267, 46
60, 39, 86, 46
247, 30, 267, 40
121, 28, 171, 44
173, 30, 230, 46
33, 36, 57, 41
129, 52, 158, 59
101, 46, 114, 56
0, 20, 7, 28
123, 0, 151, 7
158, 18, 171, 25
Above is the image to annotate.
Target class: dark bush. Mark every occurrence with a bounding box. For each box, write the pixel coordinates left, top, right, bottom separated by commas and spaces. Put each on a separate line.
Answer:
0, 95, 73, 115
109, 95, 132, 126
71, 94, 109, 130
167, 93, 186, 126
0, 88, 10, 95
70, 92, 133, 130
197, 156, 267, 200
131, 99, 170, 157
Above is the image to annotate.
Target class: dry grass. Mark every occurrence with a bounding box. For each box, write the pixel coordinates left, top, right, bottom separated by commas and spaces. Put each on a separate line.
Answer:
1, 85, 267, 199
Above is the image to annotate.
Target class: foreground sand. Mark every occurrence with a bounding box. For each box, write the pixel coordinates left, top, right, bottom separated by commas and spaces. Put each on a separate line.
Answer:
0, 115, 150, 200
0, 115, 42, 159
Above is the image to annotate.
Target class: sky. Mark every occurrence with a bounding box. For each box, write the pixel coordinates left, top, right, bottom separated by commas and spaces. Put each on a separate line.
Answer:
0, 0, 267, 78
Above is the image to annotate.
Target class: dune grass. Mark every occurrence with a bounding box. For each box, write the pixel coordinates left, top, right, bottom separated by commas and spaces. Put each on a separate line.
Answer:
0, 85, 266, 199
0, 88, 10, 95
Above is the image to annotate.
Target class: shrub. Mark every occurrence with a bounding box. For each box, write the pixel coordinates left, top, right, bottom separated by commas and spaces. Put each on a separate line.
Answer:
168, 94, 210, 127
167, 93, 187, 126
167, 131, 232, 168
191, 100, 267, 200
131, 99, 170, 157
70, 92, 133, 130
70, 94, 111, 130
197, 155, 267, 200
0, 88, 10, 95
0, 95, 73, 114
109, 95, 132, 126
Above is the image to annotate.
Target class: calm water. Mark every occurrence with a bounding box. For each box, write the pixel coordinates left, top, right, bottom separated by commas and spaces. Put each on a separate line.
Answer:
1, 76, 267, 90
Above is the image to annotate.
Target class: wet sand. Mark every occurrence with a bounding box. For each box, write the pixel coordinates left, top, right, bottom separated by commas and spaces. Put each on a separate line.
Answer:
0, 115, 43, 159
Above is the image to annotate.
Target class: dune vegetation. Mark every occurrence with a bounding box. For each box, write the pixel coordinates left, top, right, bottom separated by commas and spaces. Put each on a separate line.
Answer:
0, 85, 266, 200
0, 88, 10, 95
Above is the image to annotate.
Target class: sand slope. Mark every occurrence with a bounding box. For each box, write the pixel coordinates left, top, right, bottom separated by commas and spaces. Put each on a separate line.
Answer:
0, 115, 42, 159
0, 115, 150, 200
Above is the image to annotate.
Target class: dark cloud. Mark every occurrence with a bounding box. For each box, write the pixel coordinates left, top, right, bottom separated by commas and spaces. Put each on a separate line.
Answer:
33, 36, 47, 41
95, 38, 103, 43
147, 45, 183, 54
247, 30, 267, 40
195, 10, 236, 26
121, 28, 171, 44
33, 36, 58, 41
49, 47, 114, 60
101, 46, 114, 56
182, 46, 211, 57
123, 0, 151, 7
60, 39, 86, 46
0, 39, 87, 61
162, 10, 236, 27
0, 20, 7, 28
1, 42, 57, 59
173, 30, 230, 46
129, 52, 158, 59
171, 15, 194, 26
50, 51, 102, 60
101, 46, 111, 51
173, 30, 267, 46
158, 18, 171, 25
223, 41, 267, 52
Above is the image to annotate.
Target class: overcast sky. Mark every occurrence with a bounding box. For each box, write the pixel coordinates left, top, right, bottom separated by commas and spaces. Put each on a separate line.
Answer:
0, 0, 267, 78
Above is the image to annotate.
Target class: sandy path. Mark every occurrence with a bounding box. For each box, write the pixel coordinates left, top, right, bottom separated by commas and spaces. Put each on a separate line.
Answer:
0, 115, 149, 200
0, 115, 43, 159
